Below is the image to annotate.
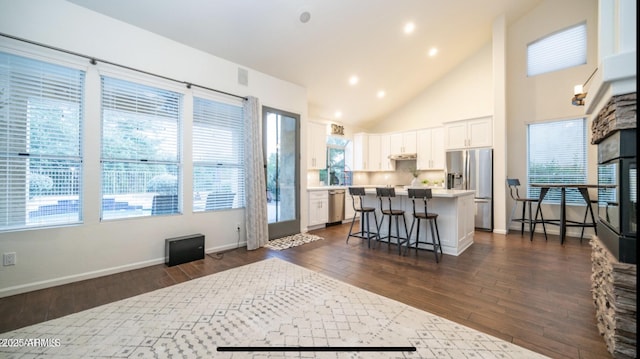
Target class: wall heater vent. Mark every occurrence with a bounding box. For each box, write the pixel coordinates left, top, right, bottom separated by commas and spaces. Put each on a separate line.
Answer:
165, 234, 205, 266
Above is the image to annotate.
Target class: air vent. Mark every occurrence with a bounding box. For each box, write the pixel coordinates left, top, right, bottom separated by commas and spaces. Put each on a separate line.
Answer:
238, 67, 248, 86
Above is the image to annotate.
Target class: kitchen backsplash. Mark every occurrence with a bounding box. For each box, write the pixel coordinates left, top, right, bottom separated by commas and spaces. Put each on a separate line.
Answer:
307, 160, 445, 187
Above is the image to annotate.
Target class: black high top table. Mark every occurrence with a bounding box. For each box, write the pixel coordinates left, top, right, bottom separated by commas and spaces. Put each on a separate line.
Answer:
531, 183, 614, 244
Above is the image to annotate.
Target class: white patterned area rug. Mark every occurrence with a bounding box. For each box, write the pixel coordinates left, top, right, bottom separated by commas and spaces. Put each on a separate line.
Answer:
263, 233, 324, 250
0, 258, 548, 358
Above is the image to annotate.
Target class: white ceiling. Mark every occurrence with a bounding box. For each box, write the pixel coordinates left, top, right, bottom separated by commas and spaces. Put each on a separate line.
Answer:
67, 0, 541, 128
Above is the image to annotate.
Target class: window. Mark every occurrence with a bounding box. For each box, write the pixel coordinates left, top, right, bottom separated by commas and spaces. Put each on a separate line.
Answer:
527, 118, 587, 204
0, 52, 84, 231
527, 23, 587, 76
101, 76, 182, 220
320, 136, 351, 186
192, 95, 244, 211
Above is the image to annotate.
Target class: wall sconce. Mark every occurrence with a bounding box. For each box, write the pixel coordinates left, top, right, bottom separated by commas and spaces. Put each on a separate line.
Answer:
571, 68, 597, 106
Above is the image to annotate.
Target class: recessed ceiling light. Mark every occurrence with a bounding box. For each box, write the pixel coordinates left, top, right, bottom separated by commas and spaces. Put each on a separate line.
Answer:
377, 90, 386, 99
348, 75, 359, 86
334, 111, 342, 118
404, 22, 415, 34
428, 47, 439, 57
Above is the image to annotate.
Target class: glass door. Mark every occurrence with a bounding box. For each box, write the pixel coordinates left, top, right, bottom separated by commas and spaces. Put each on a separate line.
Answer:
263, 107, 300, 239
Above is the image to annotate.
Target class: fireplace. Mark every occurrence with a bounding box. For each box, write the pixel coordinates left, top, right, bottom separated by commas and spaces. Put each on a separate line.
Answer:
597, 129, 637, 264
590, 92, 636, 358
592, 94, 637, 264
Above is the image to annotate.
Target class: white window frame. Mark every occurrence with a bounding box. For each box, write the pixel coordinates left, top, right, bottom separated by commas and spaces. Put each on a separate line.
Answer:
527, 118, 588, 205
100, 73, 183, 220
192, 92, 245, 212
527, 22, 587, 77
0, 51, 85, 231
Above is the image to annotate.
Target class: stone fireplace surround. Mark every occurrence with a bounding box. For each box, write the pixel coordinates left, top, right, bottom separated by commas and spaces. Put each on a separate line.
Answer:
590, 92, 636, 358
591, 237, 637, 358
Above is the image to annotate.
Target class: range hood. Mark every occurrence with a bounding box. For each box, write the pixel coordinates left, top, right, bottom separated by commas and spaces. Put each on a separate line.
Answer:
388, 153, 417, 160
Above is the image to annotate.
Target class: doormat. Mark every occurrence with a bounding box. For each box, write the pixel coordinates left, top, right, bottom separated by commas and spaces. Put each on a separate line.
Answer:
264, 233, 324, 250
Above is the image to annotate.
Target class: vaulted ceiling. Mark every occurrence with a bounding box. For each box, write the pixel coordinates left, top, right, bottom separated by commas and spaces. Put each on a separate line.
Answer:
68, 0, 541, 128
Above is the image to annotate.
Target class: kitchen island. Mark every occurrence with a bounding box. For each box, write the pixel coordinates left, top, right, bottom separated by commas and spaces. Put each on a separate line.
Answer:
358, 188, 476, 256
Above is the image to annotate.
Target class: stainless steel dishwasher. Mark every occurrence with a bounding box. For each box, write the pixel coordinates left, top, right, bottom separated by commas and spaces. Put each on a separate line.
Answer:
327, 189, 345, 224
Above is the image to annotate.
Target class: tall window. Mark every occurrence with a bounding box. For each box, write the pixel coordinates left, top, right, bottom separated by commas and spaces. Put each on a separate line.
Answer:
527, 118, 587, 204
101, 76, 182, 220
320, 136, 351, 186
527, 23, 587, 76
0, 52, 84, 231
192, 96, 244, 211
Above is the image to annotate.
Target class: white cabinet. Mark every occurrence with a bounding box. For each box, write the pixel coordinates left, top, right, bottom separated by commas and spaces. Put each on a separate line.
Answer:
368, 134, 381, 172
444, 117, 492, 150
307, 122, 327, 169
367, 134, 395, 172
416, 127, 445, 170
308, 190, 328, 226
352, 133, 369, 171
435, 193, 474, 254
390, 131, 417, 154
456, 194, 475, 248
345, 191, 357, 221
379, 134, 395, 171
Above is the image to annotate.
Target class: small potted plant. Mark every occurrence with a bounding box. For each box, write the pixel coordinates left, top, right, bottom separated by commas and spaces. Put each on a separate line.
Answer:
407, 167, 420, 187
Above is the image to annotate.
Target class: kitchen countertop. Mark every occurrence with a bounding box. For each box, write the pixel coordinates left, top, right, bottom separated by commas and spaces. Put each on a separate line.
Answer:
307, 186, 347, 191
362, 188, 475, 198
307, 186, 474, 198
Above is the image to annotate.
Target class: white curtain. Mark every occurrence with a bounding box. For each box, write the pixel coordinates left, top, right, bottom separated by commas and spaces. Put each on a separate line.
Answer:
243, 96, 268, 250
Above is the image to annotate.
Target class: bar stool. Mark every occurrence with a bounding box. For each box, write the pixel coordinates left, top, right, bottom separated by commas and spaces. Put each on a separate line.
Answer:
407, 188, 442, 263
578, 188, 598, 242
507, 179, 547, 241
376, 187, 409, 255
346, 187, 379, 248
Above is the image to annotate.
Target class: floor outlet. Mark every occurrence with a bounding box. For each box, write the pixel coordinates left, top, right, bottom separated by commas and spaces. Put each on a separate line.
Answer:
3, 252, 16, 266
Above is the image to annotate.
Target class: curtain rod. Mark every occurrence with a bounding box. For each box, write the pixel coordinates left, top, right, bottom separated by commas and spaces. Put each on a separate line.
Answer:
0, 32, 248, 101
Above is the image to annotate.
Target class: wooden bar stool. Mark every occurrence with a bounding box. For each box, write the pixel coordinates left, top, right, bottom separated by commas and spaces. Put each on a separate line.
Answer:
407, 188, 442, 262
346, 187, 379, 248
376, 187, 409, 255
507, 178, 547, 241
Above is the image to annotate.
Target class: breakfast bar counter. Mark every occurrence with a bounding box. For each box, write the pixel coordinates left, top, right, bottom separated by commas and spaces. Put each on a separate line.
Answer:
357, 188, 476, 256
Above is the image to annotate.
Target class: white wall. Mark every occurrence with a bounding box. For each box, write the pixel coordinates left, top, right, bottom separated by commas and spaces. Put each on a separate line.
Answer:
506, 0, 599, 236
370, 43, 493, 133
0, 0, 307, 297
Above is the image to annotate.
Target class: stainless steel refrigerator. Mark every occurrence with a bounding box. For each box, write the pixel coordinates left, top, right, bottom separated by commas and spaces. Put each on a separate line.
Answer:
446, 148, 493, 231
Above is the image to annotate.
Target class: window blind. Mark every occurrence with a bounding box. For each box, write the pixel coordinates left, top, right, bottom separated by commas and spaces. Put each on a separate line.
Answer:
101, 76, 182, 220
527, 118, 587, 204
0, 52, 84, 231
193, 96, 244, 211
527, 23, 587, 77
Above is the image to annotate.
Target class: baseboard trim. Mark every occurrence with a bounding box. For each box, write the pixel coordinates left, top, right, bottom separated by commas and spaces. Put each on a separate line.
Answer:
0, 257, 164, 298
205, 241, 247, 254
506, 224, 594, 239
0, 241, 249, 298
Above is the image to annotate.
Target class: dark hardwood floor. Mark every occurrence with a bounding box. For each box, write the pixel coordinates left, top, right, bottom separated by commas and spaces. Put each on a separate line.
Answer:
0, 223, 609, 358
